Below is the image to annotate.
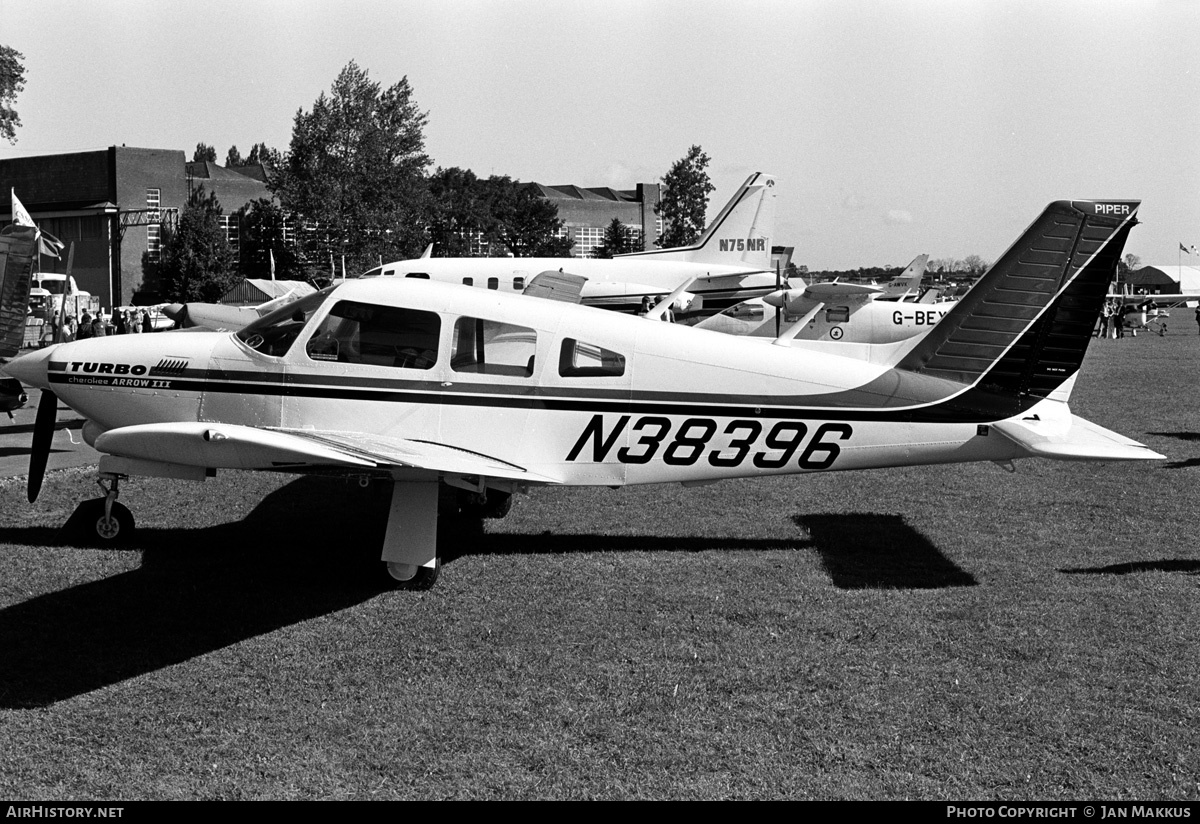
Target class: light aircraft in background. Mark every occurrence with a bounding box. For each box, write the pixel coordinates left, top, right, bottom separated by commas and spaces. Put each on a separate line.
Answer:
874, 253, 931, 301
695, 254, 959, 344
162, 285, 315, 332
353, 172, 781, 317
1104, 291, 1200, 337
0, 199, 1161, 591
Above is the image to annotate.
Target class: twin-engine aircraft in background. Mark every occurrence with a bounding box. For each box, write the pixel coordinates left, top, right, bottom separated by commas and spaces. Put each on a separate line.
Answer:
1, 199, 1161, 590
163, 172, 781, 332
354, 171, 780, 317
694, 253, 958, 344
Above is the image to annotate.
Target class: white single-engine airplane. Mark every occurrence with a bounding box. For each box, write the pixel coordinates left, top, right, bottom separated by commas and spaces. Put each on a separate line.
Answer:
353, 172, 780, 317
0, 199, 1162, 590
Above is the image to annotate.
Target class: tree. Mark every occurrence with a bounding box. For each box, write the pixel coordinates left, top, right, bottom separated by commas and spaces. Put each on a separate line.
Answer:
225, 145, 244, 167
246, 142, 280, 168
590, 217, 641, 258
962, 255, 989, 276
272, 61, 432, 274
481, 177, 572, 257
151, 185, 239, 302
193, 142, 217, 163
655, 145, 714, 248
426, 167, 492, 256
0, 45, 25, 144
237, 198, 299, 279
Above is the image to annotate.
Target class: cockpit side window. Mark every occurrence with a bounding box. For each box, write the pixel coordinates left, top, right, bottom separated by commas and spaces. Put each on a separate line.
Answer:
305, 301, 441, 370
558, 338, 626, 377
451, 317, 537, 378
236, 288, 333, 357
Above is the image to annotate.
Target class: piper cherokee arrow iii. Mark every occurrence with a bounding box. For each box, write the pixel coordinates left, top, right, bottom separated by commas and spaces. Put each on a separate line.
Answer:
1, 199, 1161, 589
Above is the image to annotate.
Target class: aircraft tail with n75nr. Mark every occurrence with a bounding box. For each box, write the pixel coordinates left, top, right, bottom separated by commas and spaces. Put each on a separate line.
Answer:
615, 172, 776, 272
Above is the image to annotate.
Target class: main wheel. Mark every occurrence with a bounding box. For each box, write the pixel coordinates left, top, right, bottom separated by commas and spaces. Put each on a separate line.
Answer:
59, 498, 136, 546
383, 558, 440, 590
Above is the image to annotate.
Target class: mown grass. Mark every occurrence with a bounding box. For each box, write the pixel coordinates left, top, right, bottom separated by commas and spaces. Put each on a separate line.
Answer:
0, 327, 1197, 800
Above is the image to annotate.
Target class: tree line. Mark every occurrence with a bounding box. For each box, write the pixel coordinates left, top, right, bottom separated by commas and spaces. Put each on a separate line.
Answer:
140, 62, 715, 302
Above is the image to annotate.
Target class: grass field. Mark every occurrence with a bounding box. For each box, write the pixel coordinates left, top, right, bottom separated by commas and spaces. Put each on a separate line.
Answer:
0, 325, 1197, 800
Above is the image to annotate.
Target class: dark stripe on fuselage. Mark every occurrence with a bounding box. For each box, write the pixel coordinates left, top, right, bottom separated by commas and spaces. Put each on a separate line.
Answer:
46, 360, 1036, 424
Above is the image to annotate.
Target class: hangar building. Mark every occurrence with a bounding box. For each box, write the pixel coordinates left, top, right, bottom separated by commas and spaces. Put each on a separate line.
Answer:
0, 147, 270, 310
2, 145, 663, 306
1125, 265, 1200, 295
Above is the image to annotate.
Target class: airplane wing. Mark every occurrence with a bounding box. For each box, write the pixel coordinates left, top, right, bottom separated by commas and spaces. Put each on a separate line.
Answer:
761, 281, 880, 318
92, 422, 560, 483
523, 270, 588, 303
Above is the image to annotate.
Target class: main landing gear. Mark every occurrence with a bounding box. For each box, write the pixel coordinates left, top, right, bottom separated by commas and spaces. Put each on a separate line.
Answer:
59, 474, 135, 546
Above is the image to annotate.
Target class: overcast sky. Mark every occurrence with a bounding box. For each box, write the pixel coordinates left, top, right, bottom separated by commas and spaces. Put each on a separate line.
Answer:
3, 0, 1197, 269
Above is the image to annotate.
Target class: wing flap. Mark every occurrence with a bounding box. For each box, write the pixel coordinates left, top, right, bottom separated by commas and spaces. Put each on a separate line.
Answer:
276, 429, 559, 483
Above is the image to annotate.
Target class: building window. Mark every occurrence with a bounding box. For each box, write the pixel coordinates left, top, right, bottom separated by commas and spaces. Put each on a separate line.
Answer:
574, 226, 604, 258
146, 188, 160, 220
219, 214, 240, 260
147, 225, 161, 263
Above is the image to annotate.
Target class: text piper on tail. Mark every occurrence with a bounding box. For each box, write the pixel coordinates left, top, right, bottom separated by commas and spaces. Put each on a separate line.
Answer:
1, 199, 1161, 589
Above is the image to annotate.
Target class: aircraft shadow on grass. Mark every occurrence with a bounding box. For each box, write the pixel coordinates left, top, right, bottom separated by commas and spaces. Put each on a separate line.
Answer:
794, 513, 977, 591
1145, 432, 1200, 469
0, 478, 969, 708
1060, 559, 1200, 576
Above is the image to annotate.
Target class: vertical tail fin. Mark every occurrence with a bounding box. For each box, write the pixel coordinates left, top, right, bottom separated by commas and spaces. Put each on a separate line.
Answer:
616, 172, 776, 270
880, 254, 929, 299
897, 200, 1139, 400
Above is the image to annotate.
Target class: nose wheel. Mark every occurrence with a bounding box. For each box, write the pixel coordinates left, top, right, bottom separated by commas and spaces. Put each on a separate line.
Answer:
59, 475, 136, 546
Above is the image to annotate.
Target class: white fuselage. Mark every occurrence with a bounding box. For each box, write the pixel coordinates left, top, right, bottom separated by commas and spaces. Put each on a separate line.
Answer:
697, 296, 957, 344
37, 279, 1029, 488
356, 258, 778, 315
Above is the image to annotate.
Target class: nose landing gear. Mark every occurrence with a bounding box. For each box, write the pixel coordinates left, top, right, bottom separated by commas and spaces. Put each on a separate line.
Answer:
59, 474, 136, 546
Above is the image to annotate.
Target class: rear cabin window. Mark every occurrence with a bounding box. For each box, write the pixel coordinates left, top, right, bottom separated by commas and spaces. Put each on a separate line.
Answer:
825, 306, 850, 324
451, 317, 537, 378
462, 277, 474, 286
304, 301, 440, 370
405, 272, 429, 279
559, 338, 626, 377
487, 277, 499, 290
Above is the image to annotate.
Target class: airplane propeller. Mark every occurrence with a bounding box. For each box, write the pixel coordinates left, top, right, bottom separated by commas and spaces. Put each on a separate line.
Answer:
26, 242, 72, 503
27, 387, 57, 503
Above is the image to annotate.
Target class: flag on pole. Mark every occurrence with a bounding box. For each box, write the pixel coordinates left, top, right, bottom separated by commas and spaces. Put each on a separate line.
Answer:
11, 190, 64, 258
1181, 243, 1189, 254
10, 189, 34, 226
269, 249, 276, 281
38, 232, 64, 259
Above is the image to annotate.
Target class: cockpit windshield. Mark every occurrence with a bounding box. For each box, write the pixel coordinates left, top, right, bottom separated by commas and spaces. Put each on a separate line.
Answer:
236, 287, 335, 357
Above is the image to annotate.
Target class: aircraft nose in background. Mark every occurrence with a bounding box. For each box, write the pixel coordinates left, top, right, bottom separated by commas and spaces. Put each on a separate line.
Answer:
2, 345, 57, 391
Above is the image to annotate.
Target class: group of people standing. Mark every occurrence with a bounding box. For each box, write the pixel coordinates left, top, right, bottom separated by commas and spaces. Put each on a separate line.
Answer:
1095, 299, 1127, 339
46, 308, 155, 343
